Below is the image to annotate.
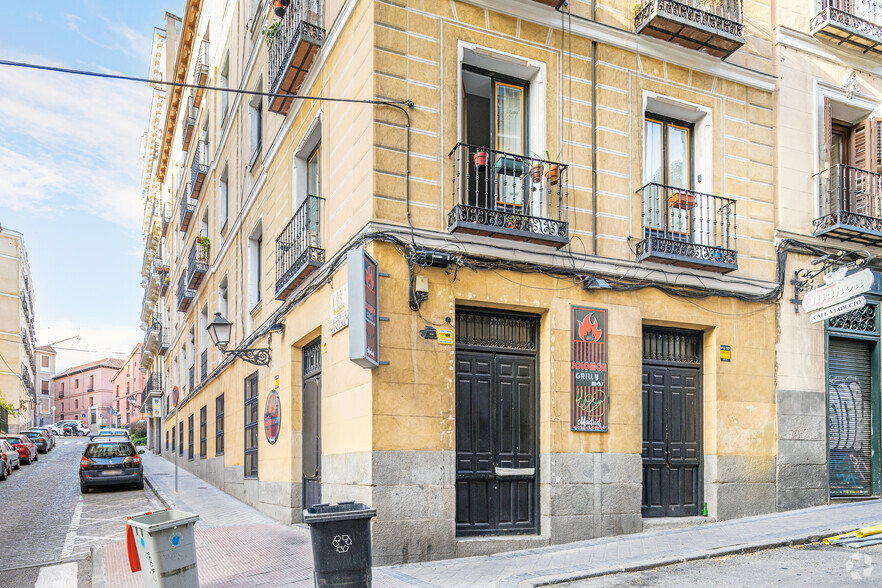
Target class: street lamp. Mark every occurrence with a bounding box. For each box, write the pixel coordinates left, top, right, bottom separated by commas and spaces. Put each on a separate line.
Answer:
207, 313, 283, 367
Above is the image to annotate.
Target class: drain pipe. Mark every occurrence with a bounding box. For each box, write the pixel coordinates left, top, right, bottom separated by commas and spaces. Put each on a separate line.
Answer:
590, 6, 598, 256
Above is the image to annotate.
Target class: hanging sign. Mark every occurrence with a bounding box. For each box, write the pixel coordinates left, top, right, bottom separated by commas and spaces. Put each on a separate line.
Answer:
152, 397, 162, 418
348, 248, 379, 368
571, 306, 608, 432
172, 386, 179, 408
264, 390, 281, 444
809, 295, 866, 324
803, 269, 873, 312
330, 284, 349, 334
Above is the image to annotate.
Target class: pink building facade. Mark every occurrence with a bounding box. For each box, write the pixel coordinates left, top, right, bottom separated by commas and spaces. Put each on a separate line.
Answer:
53, 358, 125, 429
111, 344, 147, 426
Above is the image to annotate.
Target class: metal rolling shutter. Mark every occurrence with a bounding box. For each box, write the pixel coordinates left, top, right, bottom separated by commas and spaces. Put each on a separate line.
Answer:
828, 338, 873, 497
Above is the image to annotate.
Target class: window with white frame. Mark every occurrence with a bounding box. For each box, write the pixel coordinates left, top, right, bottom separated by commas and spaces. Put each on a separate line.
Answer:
248, 223, 262, 312
219, 276, 229, 318
248, 81, 263, 168
220, 52, 230, 124
219, 164, 229, 229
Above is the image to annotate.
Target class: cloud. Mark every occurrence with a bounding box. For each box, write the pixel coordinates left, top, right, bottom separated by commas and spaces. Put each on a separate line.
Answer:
0, 51, 151, 231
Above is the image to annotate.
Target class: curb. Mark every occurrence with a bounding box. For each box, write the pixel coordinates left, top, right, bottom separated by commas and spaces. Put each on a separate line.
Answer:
144, 474, 173, 510
90, 545, 105, 588
524, 528, 858, 587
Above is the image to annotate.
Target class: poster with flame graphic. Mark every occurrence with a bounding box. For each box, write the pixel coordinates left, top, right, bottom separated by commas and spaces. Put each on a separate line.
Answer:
571, 306, 608, 432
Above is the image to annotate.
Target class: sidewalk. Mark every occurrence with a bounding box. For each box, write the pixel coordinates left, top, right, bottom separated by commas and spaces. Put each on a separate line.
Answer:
101, 452, 882, 587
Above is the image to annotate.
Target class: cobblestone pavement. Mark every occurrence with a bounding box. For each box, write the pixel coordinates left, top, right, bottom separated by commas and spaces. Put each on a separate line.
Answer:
0, 437, 157, 587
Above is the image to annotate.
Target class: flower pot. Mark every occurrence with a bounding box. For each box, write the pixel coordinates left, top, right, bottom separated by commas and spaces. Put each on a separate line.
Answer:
545, 165, 560, 186
473, 151, 489, 170
274, 0, 286, 17
530, 163, 543, 183
495, 156, 526, 176
668, 192, 696, 209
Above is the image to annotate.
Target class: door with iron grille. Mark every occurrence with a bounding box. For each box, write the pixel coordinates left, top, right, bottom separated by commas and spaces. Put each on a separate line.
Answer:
455, 309, 538, 536
302, 339, 322, 509
642, 328, 702, 517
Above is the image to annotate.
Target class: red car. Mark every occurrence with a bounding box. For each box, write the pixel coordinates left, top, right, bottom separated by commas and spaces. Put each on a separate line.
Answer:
0, 435, 38, 465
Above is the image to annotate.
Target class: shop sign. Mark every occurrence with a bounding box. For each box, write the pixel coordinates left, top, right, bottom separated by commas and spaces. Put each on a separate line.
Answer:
571, 306, 608, 433
264, 390, 281, 444
809, 296, 866, 324
803, 269, 873, 312
330, 284, 349, 335
347, 248, 379, 368
152, 397, 162, 418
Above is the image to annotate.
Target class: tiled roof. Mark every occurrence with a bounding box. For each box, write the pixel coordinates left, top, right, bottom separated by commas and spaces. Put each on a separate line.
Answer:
54, 357, 126, 379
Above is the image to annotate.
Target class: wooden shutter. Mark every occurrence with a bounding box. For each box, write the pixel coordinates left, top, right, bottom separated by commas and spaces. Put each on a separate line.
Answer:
823, 97, 833, 170
853, 119, 871, 171
871, 118, 882, 173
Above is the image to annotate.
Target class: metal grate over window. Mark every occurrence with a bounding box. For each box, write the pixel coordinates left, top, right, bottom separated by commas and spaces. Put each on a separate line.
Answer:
303, 339, 322, 378
642, 327, 701, 364
829, 304, 877, 334
455, 309, 538, 351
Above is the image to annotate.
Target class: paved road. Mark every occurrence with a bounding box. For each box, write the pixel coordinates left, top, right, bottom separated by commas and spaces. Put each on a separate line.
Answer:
0, 437, 158, 587
566, 542, 882, 586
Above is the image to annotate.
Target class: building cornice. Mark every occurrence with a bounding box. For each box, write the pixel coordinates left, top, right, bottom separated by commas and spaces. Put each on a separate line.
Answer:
775, 25, 882, 76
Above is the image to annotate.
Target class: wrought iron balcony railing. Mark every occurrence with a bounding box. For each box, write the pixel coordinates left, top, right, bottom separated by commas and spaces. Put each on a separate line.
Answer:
176, 271, 196, 313
147, 372, 163, 397
813, 164, 882, 243
21, 329, 33, 360
634, 0, 745, 59
201, 349, 208, 382
811, 0, 882, 55
447, 143, 569, 248
275, 195, 325, 300
159, 265, 170, 297
268, 0, 325, 115
192, 40, 209, 108
182, 95, 197, 151
161, 203, 170, 237
635, 183, 737, 273
179, 182, 196, 232
190, 140, 209, 200
187, 237, 210, 290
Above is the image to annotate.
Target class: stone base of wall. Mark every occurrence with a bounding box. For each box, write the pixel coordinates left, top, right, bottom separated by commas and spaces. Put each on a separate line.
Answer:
704, 454, 776, 521
776, 389, 827, 511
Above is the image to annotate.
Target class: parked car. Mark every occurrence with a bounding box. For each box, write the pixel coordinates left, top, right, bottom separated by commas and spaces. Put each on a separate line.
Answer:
0, 435, 37, 464
23, 430, 50, 453
0, 446, 9, 480
56, 421, 88, 436
79, 438, 144, 493
30, 427, 55, 449
48, 424, 65, 436
94, 428, 130, 439
0, 440, 21, 471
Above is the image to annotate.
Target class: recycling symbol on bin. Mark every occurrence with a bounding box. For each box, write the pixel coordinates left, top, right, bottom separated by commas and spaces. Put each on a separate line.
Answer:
332, 534, 352, 553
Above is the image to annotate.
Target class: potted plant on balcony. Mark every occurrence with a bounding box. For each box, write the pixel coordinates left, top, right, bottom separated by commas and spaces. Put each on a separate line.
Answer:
198, 236, 211, 262
473, 149, 489, 170
668, 191, 696, 209
545, 151, 560, 186
530, 161, 544, 184
263, 20, 282, 48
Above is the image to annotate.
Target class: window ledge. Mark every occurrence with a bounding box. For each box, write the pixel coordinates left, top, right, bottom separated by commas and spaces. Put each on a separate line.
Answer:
248, 143, 263, 172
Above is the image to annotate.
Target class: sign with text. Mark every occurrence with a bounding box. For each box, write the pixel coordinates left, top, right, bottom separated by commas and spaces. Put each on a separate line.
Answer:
810, 295, 866, 324
152, 397, 161, 418
720, 345, 731, 362
803, 269, 873, 312
571, 306, 608, 432
348, 248, 379, 368
330, 284, 349, 334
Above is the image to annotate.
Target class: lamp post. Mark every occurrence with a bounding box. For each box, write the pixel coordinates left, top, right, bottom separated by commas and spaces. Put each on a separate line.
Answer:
207, 313, 283, 366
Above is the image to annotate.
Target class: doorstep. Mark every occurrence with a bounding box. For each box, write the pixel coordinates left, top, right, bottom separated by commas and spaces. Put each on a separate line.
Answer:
641, 515, 717, 533
456, 534, 551, 558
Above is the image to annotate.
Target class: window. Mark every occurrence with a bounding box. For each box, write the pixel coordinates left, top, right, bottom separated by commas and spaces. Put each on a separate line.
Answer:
61, 382, 64, 393
41, 380, 49, 395
75, 399, 78, 409
41, 355, 49, 368
220, 53, 230, 124
178, 422, 184, 456
61, 402, 64, 412
248, 82, 263, 167
89, 375, 94, 390
75, 378, 79, 389
116, 385, 119, 398
171, 426, 175, 451
219, 165, 229, 229
244, 373, 258, 477
188, 414, 194, 460
308, 145, 320, 198
166, 430, 169, 450
219, 277, 229, 318
216, 394, 225, 455
248, 224, 262, 311
643, 114, 693, 233
90, 397, 93, 406
200, 405, 207, 458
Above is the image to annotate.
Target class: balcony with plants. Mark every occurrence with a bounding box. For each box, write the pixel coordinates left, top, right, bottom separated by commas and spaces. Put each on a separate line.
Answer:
447, 143, 569, 248
275, 194, 325, 300
813, 164, 882, 243
190, 140, 209, 199
179, 181, 196, 232
192, 40, 209, 108
634, 0, 745, 59
176, 271, 195, 313
159, 264, 170, 297
811, 0, 882, 55
267, 0, 325, 115
634, 183, 738, 273
187, 236, 210, 290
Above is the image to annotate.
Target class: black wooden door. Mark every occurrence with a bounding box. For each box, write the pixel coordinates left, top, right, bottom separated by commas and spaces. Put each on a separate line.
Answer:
642, 365, 701, 517
456, 351, 537, 536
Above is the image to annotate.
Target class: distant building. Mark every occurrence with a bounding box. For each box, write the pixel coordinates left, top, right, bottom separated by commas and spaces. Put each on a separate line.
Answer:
111, 344, 147, 427
34, 345, 57, 426
0, 226, 36, 433
52, 358, 125, 430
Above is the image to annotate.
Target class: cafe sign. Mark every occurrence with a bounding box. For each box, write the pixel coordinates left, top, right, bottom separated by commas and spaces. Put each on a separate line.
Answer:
571, 306, 608, 433
803, 269, 873, 312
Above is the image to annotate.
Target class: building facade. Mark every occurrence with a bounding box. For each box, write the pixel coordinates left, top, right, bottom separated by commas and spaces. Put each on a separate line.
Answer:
0, 226, 37, 434
139, 0, 788, 564
111, 344, 147, 427
774, 0, 882, 509
35, 345, 57, 426
52, 358, 125, 430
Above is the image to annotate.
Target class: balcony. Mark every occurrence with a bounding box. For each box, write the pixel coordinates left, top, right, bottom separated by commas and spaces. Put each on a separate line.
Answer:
159, 266, 170, 297
190, 140, 209, 199
159, 329, 170, 356
182, 95, 196, 151
634, 0, 745, 59
179, 182, 196, 232
161, 204, 170, 237
275, 195, 325, 300
811, 0, 882, 55
176, 272, 195, 313
186, 237, 210, 290
192, 40, 209, 108
146, 372, 163, 398
21, 329, 33, 360
635, 183, 738, 273
447, 143, 569, 248
201, 349, 208, 382
268, 0, 325, 115
145, 208, 161, 255
813, 164, 882, 243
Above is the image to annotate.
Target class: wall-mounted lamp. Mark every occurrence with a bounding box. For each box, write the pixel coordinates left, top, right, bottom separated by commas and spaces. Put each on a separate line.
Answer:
207, 312, 284, 367
582, 276, 612, 290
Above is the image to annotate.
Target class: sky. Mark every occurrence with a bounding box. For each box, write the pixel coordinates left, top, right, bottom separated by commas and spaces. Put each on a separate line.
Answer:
0, 1, 181, 372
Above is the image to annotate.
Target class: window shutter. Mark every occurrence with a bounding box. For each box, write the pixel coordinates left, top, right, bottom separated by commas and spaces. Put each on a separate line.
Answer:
823, 97, 833, 170
853, 118, 870, 172
871, 118, 882, 174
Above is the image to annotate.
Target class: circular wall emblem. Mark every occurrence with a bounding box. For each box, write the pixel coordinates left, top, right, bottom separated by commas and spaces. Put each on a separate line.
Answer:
172, 386, 179, 408
264, 389, 281, 444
